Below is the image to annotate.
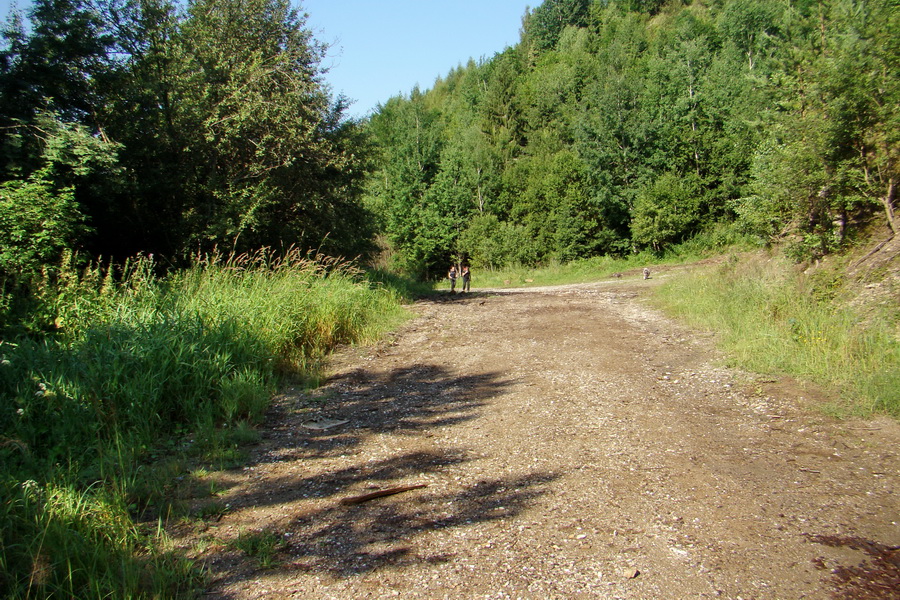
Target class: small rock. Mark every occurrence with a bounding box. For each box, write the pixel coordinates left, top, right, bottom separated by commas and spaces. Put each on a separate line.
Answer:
622, 567, 640, 579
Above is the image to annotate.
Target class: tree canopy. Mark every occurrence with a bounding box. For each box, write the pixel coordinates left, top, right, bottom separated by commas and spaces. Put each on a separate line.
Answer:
1, 0, 897, 284
0, 0, 371, 274
363, 0, 899, 276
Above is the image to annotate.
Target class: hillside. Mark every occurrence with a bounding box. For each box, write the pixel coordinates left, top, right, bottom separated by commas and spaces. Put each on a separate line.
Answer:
364, 0, 899, 278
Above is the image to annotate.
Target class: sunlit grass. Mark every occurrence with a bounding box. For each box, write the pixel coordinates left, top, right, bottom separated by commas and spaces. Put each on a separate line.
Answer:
654, 254, 899, 417
0, 477, 202, 599
0, 248, 410, 598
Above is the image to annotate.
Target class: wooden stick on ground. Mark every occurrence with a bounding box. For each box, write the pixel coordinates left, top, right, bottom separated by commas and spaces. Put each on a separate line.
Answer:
340, 484, 427, 506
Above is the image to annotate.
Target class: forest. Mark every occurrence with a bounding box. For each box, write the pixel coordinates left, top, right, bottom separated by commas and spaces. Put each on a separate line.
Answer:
0, 0, 897, 597
1, 0, 371, 291
0, 0, 897, 293
365, 0, 898, 276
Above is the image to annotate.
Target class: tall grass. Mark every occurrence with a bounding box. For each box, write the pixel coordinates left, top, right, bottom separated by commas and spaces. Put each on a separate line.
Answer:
0, 248, 408, 598
654, 254, 900, 417
0, 477, 202, 599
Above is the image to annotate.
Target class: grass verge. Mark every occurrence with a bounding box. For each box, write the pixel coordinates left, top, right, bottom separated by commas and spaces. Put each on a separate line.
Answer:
653, 252, 899, 417
0, 249, 409, 598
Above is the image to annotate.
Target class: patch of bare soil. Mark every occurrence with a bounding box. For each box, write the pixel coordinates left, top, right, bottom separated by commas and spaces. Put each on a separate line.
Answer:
175, 274, 900, 599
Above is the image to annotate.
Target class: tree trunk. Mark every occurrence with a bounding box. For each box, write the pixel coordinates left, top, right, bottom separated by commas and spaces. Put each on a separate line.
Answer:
882, 177, 897, 236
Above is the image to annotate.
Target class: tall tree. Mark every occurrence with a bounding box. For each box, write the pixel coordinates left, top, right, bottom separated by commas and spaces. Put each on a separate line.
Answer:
743, 0, 899, 255
365, 90, 446, 275
524, 0, 591, 53
0, 0, 118, 177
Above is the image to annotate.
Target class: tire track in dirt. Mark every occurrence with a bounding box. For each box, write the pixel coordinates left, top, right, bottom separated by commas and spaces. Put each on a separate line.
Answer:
183, 279, 900, 599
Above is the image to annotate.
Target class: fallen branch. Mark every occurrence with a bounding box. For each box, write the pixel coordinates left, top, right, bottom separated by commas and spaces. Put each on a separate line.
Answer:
850, 238, 891, 270
340, 484, 427, 506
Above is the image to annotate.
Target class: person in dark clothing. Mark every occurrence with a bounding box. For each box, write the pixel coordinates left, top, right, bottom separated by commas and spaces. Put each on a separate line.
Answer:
461, 265, 471, 292
448, 265, 458, 292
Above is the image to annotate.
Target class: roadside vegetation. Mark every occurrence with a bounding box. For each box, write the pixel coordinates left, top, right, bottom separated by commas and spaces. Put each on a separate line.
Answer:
655, 250, 900, 418
0, 251, 408, 599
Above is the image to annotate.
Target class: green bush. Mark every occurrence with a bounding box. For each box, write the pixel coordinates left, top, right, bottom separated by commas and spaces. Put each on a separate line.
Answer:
630, 172, 703, 253
0, 177, 90, 279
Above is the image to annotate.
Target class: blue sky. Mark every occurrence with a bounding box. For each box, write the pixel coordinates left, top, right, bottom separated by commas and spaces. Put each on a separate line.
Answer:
303, 1, 532, 117
1, 0, 533, 118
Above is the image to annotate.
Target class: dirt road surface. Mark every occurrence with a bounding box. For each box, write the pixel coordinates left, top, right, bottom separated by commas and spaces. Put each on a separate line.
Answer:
183, 275, 900, 599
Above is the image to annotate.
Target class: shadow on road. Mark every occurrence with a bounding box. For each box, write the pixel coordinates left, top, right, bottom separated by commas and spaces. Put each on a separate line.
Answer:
197, 362, 558, 591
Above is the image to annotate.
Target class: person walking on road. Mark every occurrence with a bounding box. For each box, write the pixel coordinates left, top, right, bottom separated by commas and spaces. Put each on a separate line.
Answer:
461, 265, 471, 292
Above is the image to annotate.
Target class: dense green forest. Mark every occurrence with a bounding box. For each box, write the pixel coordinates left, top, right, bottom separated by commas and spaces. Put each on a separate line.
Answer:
1, 0, 897, 289
365, 0, 898, 276
0, 0, 370, 276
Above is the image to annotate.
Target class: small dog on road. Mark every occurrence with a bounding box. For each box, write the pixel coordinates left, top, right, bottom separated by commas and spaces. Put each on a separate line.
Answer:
642, 267, 651, 280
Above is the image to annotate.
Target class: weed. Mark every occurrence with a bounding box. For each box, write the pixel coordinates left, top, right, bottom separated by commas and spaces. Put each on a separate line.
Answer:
194, 501, 228, 521
0, 249, 406, 597
227, 529, 285, 569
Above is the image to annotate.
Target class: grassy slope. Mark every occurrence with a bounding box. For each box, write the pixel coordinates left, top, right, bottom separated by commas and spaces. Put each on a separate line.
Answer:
654, 245, 899, 417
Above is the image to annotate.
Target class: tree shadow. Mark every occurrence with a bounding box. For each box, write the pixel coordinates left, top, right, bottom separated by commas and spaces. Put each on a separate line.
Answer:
195, 362, 557, 590
206, 468, 559, 589
808, 534, 900, 600
244, 362, 511, 472
185, 363, 509, 508
279, 469, 559, 577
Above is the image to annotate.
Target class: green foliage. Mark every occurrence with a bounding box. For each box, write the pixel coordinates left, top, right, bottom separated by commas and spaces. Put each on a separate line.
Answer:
631, 172, 703, 252
655, 254, 900, 417
367, 0, 897, 273
0, 177, 86, 277
364, 90, 449, 276
0, 111, 121, 290
666, 220, 761, 258
524, 0, 591, 52
0, 250, 406, 598
458, 213, 535, 269
737, 0, 900, 258
2, 0, 369, 261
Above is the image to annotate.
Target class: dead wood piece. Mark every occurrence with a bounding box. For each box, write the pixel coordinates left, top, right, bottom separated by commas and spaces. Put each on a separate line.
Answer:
302, 418, 349, 431
340, 484, 427, 506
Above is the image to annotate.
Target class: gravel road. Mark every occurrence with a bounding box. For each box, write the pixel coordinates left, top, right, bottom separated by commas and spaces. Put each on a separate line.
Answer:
183, 276, 900, 599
